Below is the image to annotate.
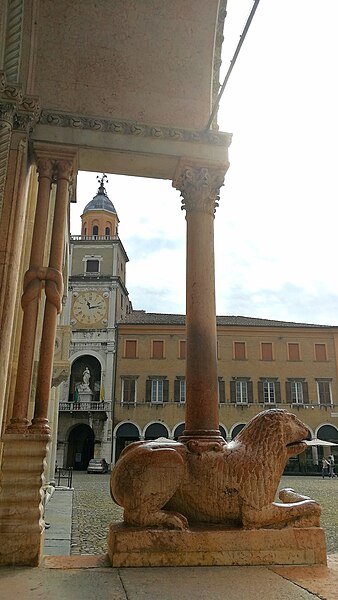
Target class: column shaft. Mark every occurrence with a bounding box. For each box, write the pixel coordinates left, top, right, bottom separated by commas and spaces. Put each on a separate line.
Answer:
7, 160, 53, 432
185, 209, 219, 434
30, 162, 72, 433
173, 161, 226, 441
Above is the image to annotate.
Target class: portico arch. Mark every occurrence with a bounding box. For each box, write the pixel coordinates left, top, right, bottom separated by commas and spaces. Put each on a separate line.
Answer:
66, 423, 95, 470
114, 421, 141, 462
143, 422, 170, 440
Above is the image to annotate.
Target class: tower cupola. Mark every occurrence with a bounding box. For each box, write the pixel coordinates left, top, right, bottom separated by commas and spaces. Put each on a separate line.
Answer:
81, 174, 119, 238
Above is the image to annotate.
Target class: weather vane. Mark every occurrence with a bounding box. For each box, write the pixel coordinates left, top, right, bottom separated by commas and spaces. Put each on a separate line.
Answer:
97, 173, 108, 189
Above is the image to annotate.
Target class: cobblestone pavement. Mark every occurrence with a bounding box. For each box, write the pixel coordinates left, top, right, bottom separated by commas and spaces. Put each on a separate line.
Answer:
70, 472, 338, 555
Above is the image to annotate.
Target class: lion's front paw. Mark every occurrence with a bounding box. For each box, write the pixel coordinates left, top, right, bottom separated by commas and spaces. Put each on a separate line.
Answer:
162, 510, 189, 530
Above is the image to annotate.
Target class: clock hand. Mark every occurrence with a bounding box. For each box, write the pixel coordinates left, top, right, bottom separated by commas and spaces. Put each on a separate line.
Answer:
86, 301, 91, 308
89, 305, 101, 309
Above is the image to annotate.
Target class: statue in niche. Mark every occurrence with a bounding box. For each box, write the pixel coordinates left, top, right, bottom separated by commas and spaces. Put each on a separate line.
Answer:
78, 366, 91, 392
111, 409, 321, 530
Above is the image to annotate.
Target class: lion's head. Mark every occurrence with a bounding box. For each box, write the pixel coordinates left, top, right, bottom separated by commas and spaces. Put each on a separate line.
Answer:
234, 409, 308, 459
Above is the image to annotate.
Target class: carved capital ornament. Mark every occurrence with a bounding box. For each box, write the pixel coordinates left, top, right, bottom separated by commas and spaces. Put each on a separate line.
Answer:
173, 163, 226, 215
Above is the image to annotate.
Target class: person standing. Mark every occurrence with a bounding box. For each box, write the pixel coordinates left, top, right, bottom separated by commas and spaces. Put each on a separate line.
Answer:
322, 457, 329, 478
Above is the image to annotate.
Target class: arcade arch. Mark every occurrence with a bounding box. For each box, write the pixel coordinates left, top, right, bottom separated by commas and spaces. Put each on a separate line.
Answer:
66, 423, 95, 470
114, 421, 141, 462
143, 422, 170, 440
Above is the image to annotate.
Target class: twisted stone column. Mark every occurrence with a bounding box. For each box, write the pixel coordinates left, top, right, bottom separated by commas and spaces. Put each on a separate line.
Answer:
30, 159, 73, 434
7, 158, 53, 433
173, 160, 227, 441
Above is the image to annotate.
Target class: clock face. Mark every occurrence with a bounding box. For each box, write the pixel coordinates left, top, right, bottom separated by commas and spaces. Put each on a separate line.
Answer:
72, 292, 107, 325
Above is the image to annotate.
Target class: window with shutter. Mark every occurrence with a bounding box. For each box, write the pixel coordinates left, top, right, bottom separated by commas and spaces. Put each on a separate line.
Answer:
174, 379, 185, 403
288, 343, 301, 361
263, 380, 275, 403
125, 340, 137, 358
121, 378, 137, 404
234, 342, 246, 360
179, 340, 186, 359
152, 340, 164, 359
261, 342, 273, 361
315, 344, 327, 361
218, 378, 225, 403
316, 379, 332, 405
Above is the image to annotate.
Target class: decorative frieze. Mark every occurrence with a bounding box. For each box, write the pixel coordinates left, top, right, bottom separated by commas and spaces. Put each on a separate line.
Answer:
38, 110, 231, 148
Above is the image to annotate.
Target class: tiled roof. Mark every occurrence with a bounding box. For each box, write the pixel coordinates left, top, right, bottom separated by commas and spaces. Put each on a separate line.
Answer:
118, 311, 333, 328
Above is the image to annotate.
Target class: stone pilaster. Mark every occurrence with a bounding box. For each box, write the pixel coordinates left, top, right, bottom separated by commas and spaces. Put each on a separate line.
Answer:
173, 159, 227, 441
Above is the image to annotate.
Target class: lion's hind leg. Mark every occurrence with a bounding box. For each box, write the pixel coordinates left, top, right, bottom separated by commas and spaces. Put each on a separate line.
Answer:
111, 445, 188, 530
242, 495, 321, 529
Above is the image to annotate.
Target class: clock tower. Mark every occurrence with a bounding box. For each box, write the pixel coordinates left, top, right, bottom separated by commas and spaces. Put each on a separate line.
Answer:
57, 175, 131, 469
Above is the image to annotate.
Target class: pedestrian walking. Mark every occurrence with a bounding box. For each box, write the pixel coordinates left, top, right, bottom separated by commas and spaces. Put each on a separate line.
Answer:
322, 457, 329, 478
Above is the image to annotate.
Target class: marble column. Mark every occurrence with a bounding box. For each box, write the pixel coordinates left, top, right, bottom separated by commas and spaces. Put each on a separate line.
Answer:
7, 158, 53, 433
30, 159, 74, 434
173, 160, 227, 441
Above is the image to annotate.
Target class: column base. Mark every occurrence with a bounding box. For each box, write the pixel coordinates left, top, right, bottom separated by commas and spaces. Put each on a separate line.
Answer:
0, 432, 50, 566
108, 522, 327, 567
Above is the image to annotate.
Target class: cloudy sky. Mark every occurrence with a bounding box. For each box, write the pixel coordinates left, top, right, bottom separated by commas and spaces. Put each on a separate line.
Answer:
73, 0, 338, 326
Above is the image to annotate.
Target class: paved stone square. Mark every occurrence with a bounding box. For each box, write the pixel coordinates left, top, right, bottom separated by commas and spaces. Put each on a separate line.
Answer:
69, 472, 338, 555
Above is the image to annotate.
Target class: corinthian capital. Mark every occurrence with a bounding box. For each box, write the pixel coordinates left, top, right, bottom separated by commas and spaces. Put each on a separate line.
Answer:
55, 159, 73, 183
173, 160, 226, 215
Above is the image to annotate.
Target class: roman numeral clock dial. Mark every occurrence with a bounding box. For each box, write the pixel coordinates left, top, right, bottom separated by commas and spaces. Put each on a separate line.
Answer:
72, 292, 107, 325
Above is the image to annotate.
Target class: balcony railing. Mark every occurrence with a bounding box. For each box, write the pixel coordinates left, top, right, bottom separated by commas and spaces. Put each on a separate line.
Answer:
59, 401, 112, 412
70, 235, 118, 241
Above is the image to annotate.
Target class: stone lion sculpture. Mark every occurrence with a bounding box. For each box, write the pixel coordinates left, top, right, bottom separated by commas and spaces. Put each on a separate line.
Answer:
111, 409, 320, 530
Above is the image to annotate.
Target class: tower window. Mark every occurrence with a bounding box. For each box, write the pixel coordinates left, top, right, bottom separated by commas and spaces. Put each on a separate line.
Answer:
86, 259, 99, 273
92, 225, 99, 236
105, 227, 110, 237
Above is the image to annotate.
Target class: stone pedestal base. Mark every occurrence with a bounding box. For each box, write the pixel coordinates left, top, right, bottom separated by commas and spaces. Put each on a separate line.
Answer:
0, 432, 50, 566
108, 522, 327, 567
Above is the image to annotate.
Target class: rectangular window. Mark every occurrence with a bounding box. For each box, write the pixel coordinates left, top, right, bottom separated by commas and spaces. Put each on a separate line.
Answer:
121, 379, 136, 404
261, 342, 273, 361
263, 380, 275, 403
179, 340, 186, 359
234, 342, 246, 360
317, 380, 332, 405
288, 343, 300, 361
315, 343, 327, 361
152, 340, 164, 359
291, 380, 303, 404
151, 379, 163, 403
179, 379, 185, 403
236, 380, 248, 403
86, 259, 99, 273
125, 340, 137, 358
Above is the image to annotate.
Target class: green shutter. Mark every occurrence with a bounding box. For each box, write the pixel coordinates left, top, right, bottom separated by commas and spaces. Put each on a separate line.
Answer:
285, 381, 291, 403
174, 380, 180, 402
218, 379, 225, 404
146, 379, 151, 402
275, 381, 281, 403
248, 381, 253, 403
230, 380, 236, 403
258, 381, 263, 403
163, 379, 169, 402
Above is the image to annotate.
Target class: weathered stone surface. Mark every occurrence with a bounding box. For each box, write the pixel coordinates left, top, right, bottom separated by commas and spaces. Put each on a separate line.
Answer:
111, 409, 321, 530
108, 524, 327, 567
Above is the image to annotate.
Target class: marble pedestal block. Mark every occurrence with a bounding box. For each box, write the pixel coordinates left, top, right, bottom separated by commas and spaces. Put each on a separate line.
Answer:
78, 391, 93, 403
108, 523, 327, 568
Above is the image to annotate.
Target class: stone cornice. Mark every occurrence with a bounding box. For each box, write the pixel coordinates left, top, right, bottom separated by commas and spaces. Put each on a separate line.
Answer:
38, 110, 232, 148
